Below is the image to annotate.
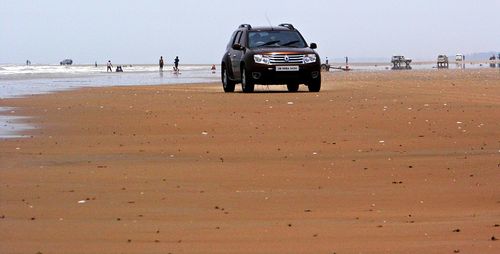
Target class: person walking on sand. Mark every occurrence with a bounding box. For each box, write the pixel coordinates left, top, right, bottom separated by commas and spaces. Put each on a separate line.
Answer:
107, 60, 113, 72
174, 56, 179, 72
159, 56, 164, 71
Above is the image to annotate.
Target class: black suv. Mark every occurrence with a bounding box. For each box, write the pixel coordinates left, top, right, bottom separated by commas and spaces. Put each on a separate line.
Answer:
221, 24, 321, 93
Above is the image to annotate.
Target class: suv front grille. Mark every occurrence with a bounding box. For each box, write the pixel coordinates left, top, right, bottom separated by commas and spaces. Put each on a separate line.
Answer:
268, 54, 305, 65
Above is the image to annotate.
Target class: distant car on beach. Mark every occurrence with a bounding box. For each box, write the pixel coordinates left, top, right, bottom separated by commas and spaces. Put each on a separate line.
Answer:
391, 55, 412, 70
60, 59, 73, 65
221, 23, 321, 93
437, 55, 449, 69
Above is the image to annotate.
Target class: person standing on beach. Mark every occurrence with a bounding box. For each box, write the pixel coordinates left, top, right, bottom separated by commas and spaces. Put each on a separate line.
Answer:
174, 56, 179, 71
159, 56, 164, 71
107, 60, 113, 72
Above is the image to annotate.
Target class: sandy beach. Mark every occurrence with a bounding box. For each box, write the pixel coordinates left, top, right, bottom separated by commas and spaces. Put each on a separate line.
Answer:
1, 69, 499, 253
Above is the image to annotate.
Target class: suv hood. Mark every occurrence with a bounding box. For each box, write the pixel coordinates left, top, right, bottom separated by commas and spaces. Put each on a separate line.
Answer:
250, 47, 316, 55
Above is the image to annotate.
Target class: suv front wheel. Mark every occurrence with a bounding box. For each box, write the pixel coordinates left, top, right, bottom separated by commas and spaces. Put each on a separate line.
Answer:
241, 68, 255, 93
307, 79, 321, 92
222, 66, 235, 92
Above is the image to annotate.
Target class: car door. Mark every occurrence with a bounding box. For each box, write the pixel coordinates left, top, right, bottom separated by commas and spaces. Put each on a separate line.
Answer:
230, 31, 244, 80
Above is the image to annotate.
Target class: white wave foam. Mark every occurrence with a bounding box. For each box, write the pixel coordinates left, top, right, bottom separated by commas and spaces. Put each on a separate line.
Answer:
0, 64, 216, 76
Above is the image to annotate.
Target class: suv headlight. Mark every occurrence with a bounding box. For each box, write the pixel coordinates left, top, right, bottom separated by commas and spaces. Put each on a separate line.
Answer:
254, 54, 270, 65
304, 54, 317, 64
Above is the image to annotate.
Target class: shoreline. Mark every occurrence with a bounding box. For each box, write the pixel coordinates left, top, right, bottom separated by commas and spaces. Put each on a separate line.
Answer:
1, 67, 500, 139
1, 69, 499, 253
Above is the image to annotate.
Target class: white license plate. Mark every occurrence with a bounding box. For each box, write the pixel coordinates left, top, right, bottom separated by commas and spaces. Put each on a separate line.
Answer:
276, 66, 299, 72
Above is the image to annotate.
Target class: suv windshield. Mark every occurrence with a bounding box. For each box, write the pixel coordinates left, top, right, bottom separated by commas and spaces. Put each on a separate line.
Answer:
248, 31, 307, 48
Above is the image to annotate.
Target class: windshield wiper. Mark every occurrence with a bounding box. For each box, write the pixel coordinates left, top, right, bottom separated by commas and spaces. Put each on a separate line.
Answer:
281, 40, 300, 47
256, 40, 281, 47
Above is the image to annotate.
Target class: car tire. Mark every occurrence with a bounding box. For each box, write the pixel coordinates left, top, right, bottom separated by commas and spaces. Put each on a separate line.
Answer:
241, 68, 254, 93
307, 79, 321, 92
287, 83, 299, 92
222, 66, 235, 92
320, 64, 330, 72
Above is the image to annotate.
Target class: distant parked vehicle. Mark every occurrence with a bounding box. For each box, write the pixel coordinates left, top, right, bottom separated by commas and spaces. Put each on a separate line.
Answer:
60, 59, 73, 65
391, 55, 412, 70
455, 54, 465, 69
455, 54, 464, 62
489, 55, 497, 68
437, 55, 449, 69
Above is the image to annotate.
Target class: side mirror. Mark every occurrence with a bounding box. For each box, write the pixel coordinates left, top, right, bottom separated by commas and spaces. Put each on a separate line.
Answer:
310, 43, 317, 49
232, 43, 244, 50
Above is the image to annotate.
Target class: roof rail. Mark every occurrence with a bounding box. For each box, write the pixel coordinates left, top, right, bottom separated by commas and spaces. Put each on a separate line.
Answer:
278, 23, 295, 30
239, 24, 252, 29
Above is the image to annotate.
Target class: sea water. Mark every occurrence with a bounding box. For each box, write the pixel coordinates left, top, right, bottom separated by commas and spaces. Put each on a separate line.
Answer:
0, 64, 219, 98
0, 64, 219, 138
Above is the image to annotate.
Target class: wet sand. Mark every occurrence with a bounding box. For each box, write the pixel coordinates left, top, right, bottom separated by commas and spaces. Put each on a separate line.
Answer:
1, 69, 499, 254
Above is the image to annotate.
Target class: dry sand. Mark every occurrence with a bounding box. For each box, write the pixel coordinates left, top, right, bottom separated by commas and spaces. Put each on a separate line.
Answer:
1, 69, 499, 254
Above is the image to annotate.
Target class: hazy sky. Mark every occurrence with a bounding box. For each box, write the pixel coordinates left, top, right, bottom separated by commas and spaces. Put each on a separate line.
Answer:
1, 0, 499, 64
